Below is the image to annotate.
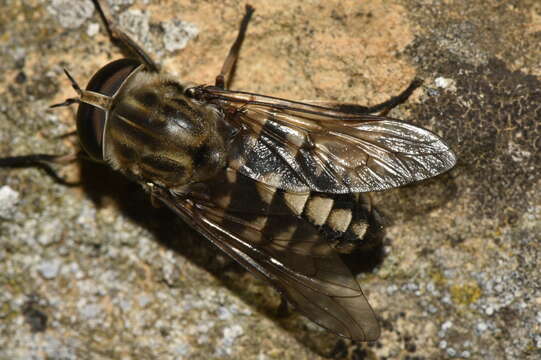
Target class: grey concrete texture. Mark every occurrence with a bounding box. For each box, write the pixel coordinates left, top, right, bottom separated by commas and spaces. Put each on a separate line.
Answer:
0, 0, 539, 359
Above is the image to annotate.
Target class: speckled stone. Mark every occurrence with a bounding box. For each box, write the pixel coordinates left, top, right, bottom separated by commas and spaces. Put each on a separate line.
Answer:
1, 1, 540, 359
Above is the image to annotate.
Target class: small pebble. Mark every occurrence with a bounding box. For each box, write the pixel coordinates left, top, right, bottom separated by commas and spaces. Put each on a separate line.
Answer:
37, 260, 62, 279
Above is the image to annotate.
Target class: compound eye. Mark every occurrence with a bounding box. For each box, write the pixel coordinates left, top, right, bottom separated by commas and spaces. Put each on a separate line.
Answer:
76, 58, 141, 160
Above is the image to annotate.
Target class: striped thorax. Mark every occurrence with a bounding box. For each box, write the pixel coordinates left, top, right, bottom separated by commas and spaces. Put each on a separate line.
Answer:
73, 59, 233, 192
105, 71, 230, 191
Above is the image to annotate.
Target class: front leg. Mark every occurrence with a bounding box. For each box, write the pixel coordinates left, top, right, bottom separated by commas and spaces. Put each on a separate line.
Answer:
92, 0, 159, 72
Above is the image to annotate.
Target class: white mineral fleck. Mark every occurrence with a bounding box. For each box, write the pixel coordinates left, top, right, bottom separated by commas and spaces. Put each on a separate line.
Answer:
37, 259, 62, 279
0, 186, 20, 219
441, 320, 453, 331
476, 322, 488, 333
435, 76, 454, 89
87, 22, 100, 37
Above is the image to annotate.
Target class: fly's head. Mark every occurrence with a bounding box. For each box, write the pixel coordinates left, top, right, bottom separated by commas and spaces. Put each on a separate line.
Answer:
58, 58, 230, 191
61, 58, 143, 162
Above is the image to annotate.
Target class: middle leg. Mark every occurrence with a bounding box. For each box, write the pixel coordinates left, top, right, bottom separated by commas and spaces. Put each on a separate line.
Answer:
215, 5, 255, 89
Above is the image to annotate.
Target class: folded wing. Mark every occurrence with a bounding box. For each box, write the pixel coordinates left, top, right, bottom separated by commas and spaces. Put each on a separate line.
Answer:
200, 87, 456, 193
154, 169, 380, 341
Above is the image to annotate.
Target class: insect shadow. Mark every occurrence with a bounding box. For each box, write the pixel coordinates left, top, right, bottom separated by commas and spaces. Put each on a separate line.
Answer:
78, 158, 386, 355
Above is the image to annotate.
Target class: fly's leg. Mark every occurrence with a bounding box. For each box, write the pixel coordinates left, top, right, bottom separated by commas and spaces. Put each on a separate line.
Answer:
215, 5, 255, 89
276, 294, 290, 318
362, 78, 423, 115
92, 0, 159, 72
325, 78, 423, 116
0, 153, 80, 186
321, 79, 423, 116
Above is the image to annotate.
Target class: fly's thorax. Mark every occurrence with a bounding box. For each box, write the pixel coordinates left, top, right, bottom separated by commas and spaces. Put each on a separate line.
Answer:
103, 72, 229, 189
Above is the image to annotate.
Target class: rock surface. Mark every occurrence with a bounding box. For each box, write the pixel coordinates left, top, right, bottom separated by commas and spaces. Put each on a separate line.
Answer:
0, 0, 539, 359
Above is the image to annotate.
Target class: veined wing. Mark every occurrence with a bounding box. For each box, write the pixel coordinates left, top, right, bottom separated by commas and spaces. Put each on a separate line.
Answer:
194, 86, 456, 193
153, 169, 380, 341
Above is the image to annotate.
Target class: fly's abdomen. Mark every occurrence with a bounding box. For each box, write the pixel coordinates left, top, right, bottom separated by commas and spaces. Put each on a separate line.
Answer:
103, 72, 228, 189
190, 169, 381, 253
284, 191, 380, 253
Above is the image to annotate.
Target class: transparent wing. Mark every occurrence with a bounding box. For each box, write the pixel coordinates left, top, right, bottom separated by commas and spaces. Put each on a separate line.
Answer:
153, 169, 380, 341
195, 86, 457, 193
